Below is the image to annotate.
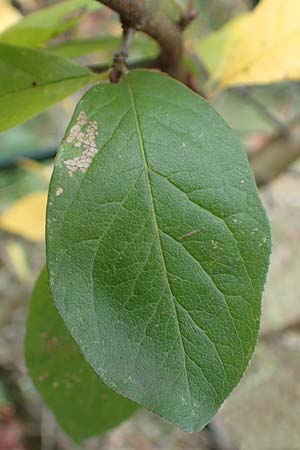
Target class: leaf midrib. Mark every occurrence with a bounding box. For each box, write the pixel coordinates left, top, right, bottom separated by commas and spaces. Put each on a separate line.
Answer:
126, 76, 195, 421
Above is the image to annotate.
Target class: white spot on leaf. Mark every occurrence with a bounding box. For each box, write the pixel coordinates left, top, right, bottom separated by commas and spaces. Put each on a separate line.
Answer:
55, 186, 63, 196
64, 111, 99, 176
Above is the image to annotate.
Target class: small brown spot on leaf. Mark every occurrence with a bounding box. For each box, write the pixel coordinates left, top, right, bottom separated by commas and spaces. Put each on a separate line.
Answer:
47, 336, 60, 352
179, 230, 198, 240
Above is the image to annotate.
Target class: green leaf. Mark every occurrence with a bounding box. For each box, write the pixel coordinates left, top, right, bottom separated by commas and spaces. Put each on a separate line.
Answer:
46, 70, 271, 432
25, 267, 138, 443
48, 35, 158, 60
48, 36, 121, 59
0, 0, 100, 47
0, 44, 95, 132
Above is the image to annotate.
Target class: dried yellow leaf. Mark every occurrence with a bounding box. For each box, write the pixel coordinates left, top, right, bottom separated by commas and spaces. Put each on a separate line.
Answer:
0, 192, 47, 242
0, 0, 21, 33
18, 158, 52, 183
6, 241, 31, 283
198, 0, 300, 87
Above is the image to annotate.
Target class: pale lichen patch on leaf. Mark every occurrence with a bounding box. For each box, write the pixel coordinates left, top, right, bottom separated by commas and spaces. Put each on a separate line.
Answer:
55, 187, 63, 196
64, 111, 99, 176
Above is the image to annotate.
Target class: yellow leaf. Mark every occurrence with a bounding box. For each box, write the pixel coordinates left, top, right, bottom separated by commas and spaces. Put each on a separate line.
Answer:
6, 241, 31, 283
198, 0, 300, 87
197, 14, 248, 82
0, 192, 47, 242
0, 0, 21, 33
18, 158, 52, 183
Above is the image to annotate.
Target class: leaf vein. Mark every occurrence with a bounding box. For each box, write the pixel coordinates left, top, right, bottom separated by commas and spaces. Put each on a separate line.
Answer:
150, 167, 256, 302
127, 77, 196, 420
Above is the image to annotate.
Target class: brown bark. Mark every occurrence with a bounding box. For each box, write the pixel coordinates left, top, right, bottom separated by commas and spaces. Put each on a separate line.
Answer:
98, 0, 186, 81
249, 123, 300, 187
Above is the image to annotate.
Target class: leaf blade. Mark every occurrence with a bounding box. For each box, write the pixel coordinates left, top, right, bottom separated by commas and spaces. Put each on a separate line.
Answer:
46, 70, 271, 432
0, 44, 94, 132
48, 35, 158, 60
0, 0, 100, 47
25, 267, 138, 443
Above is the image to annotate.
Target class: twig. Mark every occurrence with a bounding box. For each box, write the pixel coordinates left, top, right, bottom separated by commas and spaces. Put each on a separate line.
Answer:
261, 317, 300, 343
41, 408, 56, 450
88, 57, 157, 75
11, 0, 26, 15
178, 0, 198, 30
235, 86, 289, 134
205, 419, 237, 450
249, 119, 300, 186
109, 26, 135, 83
98, 0, 187, 81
